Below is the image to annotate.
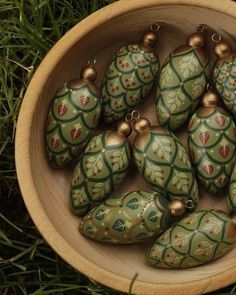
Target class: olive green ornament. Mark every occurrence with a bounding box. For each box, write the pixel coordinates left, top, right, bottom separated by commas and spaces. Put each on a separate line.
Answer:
133, 117, 199, 208
212, 34, 236, 116
80, 191, 186, 244
228, 162, 236, 214
101, 23, 160, 123
46, 62, 101, 167
188, 90, 236, 194
147, 209, 236, 268
155, 26, 209, 130
70, 120, 132, 216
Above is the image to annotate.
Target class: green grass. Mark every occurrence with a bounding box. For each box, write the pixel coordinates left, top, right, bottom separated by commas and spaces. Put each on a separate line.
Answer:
0, 0, 236, 294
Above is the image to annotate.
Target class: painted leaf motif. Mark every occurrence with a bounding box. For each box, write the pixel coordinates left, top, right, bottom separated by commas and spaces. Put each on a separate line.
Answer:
80, 95, 90, 106
134, 152, 144, 170
85, 155, 103, 177
145, 161, 164, 185
202, 217, 222, 235
190, 75, 205, 97
173, 232, 188, 247
219, 145, 230, 158
182, 214, 200, 225
71, 128, 81, 140
95, 209, 105, 221
159, 63, 172, 86
136, 232, 148, 240
58, 104, 68, 116
112, 219, 126, 232
215, 115, 226, 127
194, 241, 213, 257
166, 89, 186, 112
85, 226, 94, 236
152, 137, 172, 161
179, 53, 199, 78
172, 171, 189, 192
199, 131, 209, 144
111, 149, 127, 170
148, 211, 158, 222
51, 137, 60, 149
165, 251, 182, 265
151, 245, 163, 259
92, 180, 110, 198
178, 145, 189, 167
86, 137, 101, 151
71, 187, 86, 206
125, 198, 139, 210
203, 164, 214, 175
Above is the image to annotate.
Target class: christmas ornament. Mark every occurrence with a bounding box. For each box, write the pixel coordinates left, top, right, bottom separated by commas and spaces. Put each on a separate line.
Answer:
46, 61, 101, 167
155, 25, 209, 130
228, 163, 236, 213
101, 23, 160, 123
188, 90, 236, 194
133, 116, 199, 208
147, 209, 236, 268
70, 120, 132, 216
212, 33, 236, 116
80, 190, 186, 244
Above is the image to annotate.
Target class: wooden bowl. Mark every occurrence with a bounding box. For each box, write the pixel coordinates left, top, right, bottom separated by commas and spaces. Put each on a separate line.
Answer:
15, 0, 236, 294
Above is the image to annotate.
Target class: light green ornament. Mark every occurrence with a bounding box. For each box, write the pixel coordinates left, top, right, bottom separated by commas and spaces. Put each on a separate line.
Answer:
133, 117, 198, 208
155, 29, 209, 130
212, 38, 236, 115
147, 210, 236, 268
46, 65, 101, 167
70, 121, 132, 216
188, 90, 236, 194
101, 24, 160, 123
80, 191, 186, 244
228, 162, 236, 213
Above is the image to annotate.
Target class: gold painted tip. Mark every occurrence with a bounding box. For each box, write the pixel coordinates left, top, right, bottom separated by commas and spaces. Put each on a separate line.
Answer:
141, 31, 158, 47
80, 66, 97, 82
116, 121, 132, 138
187, 32, 206, 48
133, 117, 151, 134
214, 40, 232, 58
201, 90, 219, 107
169, 199, 186, 217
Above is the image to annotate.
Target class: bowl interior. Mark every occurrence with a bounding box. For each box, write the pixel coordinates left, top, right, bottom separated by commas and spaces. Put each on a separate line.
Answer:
29, 2, 236, 290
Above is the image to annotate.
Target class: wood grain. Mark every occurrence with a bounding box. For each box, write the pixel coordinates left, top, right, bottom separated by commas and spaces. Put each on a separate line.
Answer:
15, 0, 236, 294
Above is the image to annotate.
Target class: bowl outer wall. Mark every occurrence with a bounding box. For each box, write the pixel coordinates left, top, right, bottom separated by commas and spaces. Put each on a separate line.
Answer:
15, 0, 236, 294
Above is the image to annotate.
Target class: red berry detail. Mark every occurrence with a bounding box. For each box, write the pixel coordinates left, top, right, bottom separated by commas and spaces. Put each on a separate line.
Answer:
51, 138, 60, 149
215, 115, 225, 127
203, 164, 213, 175
58, 105, 68, 116
199, 132, 209, 144
219, 146, 230, 158
80, 95, 90, 106
71, 128, 81, 140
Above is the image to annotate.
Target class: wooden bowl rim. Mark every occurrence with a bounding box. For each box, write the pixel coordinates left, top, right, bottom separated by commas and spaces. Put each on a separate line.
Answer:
15, 0, 236, 294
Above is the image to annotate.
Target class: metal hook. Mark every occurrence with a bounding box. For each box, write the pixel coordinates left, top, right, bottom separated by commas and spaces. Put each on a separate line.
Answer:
150, 22, 161, 32
185, 200, 195, 210
125, 110, 140, 122
87, 58, 96, 66
197, 24, 206, 34
212, 32, 222, 43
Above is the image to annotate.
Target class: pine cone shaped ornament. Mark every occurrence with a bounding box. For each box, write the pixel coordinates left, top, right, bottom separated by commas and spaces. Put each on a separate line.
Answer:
101, 24, 160, 123
212, 35, 236, 115
188, 90, 236, 194
46, 63, 101, 167
147, 210, 236, 268
133, 117, 199, 208
80, 191, 186, 244
155, 26, 209, 130
70, 120, 132, 216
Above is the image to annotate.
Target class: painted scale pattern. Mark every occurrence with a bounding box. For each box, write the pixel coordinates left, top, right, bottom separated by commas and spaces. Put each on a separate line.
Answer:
46, 81, 101, 167
70, 132, 131, 216
155, 48, 209, 130
147, 210, 236, 268
188, 108, 236, 194
228, 163, 236, 213
133, 129, 199, 206
213, 57, 236, 115
101, 44, 159, 123
80, 190, 171, 244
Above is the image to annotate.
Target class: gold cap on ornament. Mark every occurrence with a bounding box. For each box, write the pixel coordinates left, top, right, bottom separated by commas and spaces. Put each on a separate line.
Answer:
201, 90, 219, 107
214, 40, 232, 58
117, 121, 132, 138
169, 199, 186, 217
187, 32, 206, 48
81, 62, 97, 82
133, 117, 151, 134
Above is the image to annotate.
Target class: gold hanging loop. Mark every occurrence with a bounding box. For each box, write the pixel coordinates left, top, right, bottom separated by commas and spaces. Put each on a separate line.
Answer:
197, 24, 206, 34
150, 22, 161, 32
185, 200, 195, 210
87, 58, 96, 66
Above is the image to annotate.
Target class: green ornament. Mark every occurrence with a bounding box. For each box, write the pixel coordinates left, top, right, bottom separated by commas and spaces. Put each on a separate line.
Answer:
46, 65, 101, 167
212, 38, 236, 115
133, 117, 198, 208
188, 90, 236, 194
228, 163, 236, 213
155, 30, 209, 130
70, 121, 132, 216
101, 25, 160, 123
80, 191, 186, 244
147, 210, 236, 268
